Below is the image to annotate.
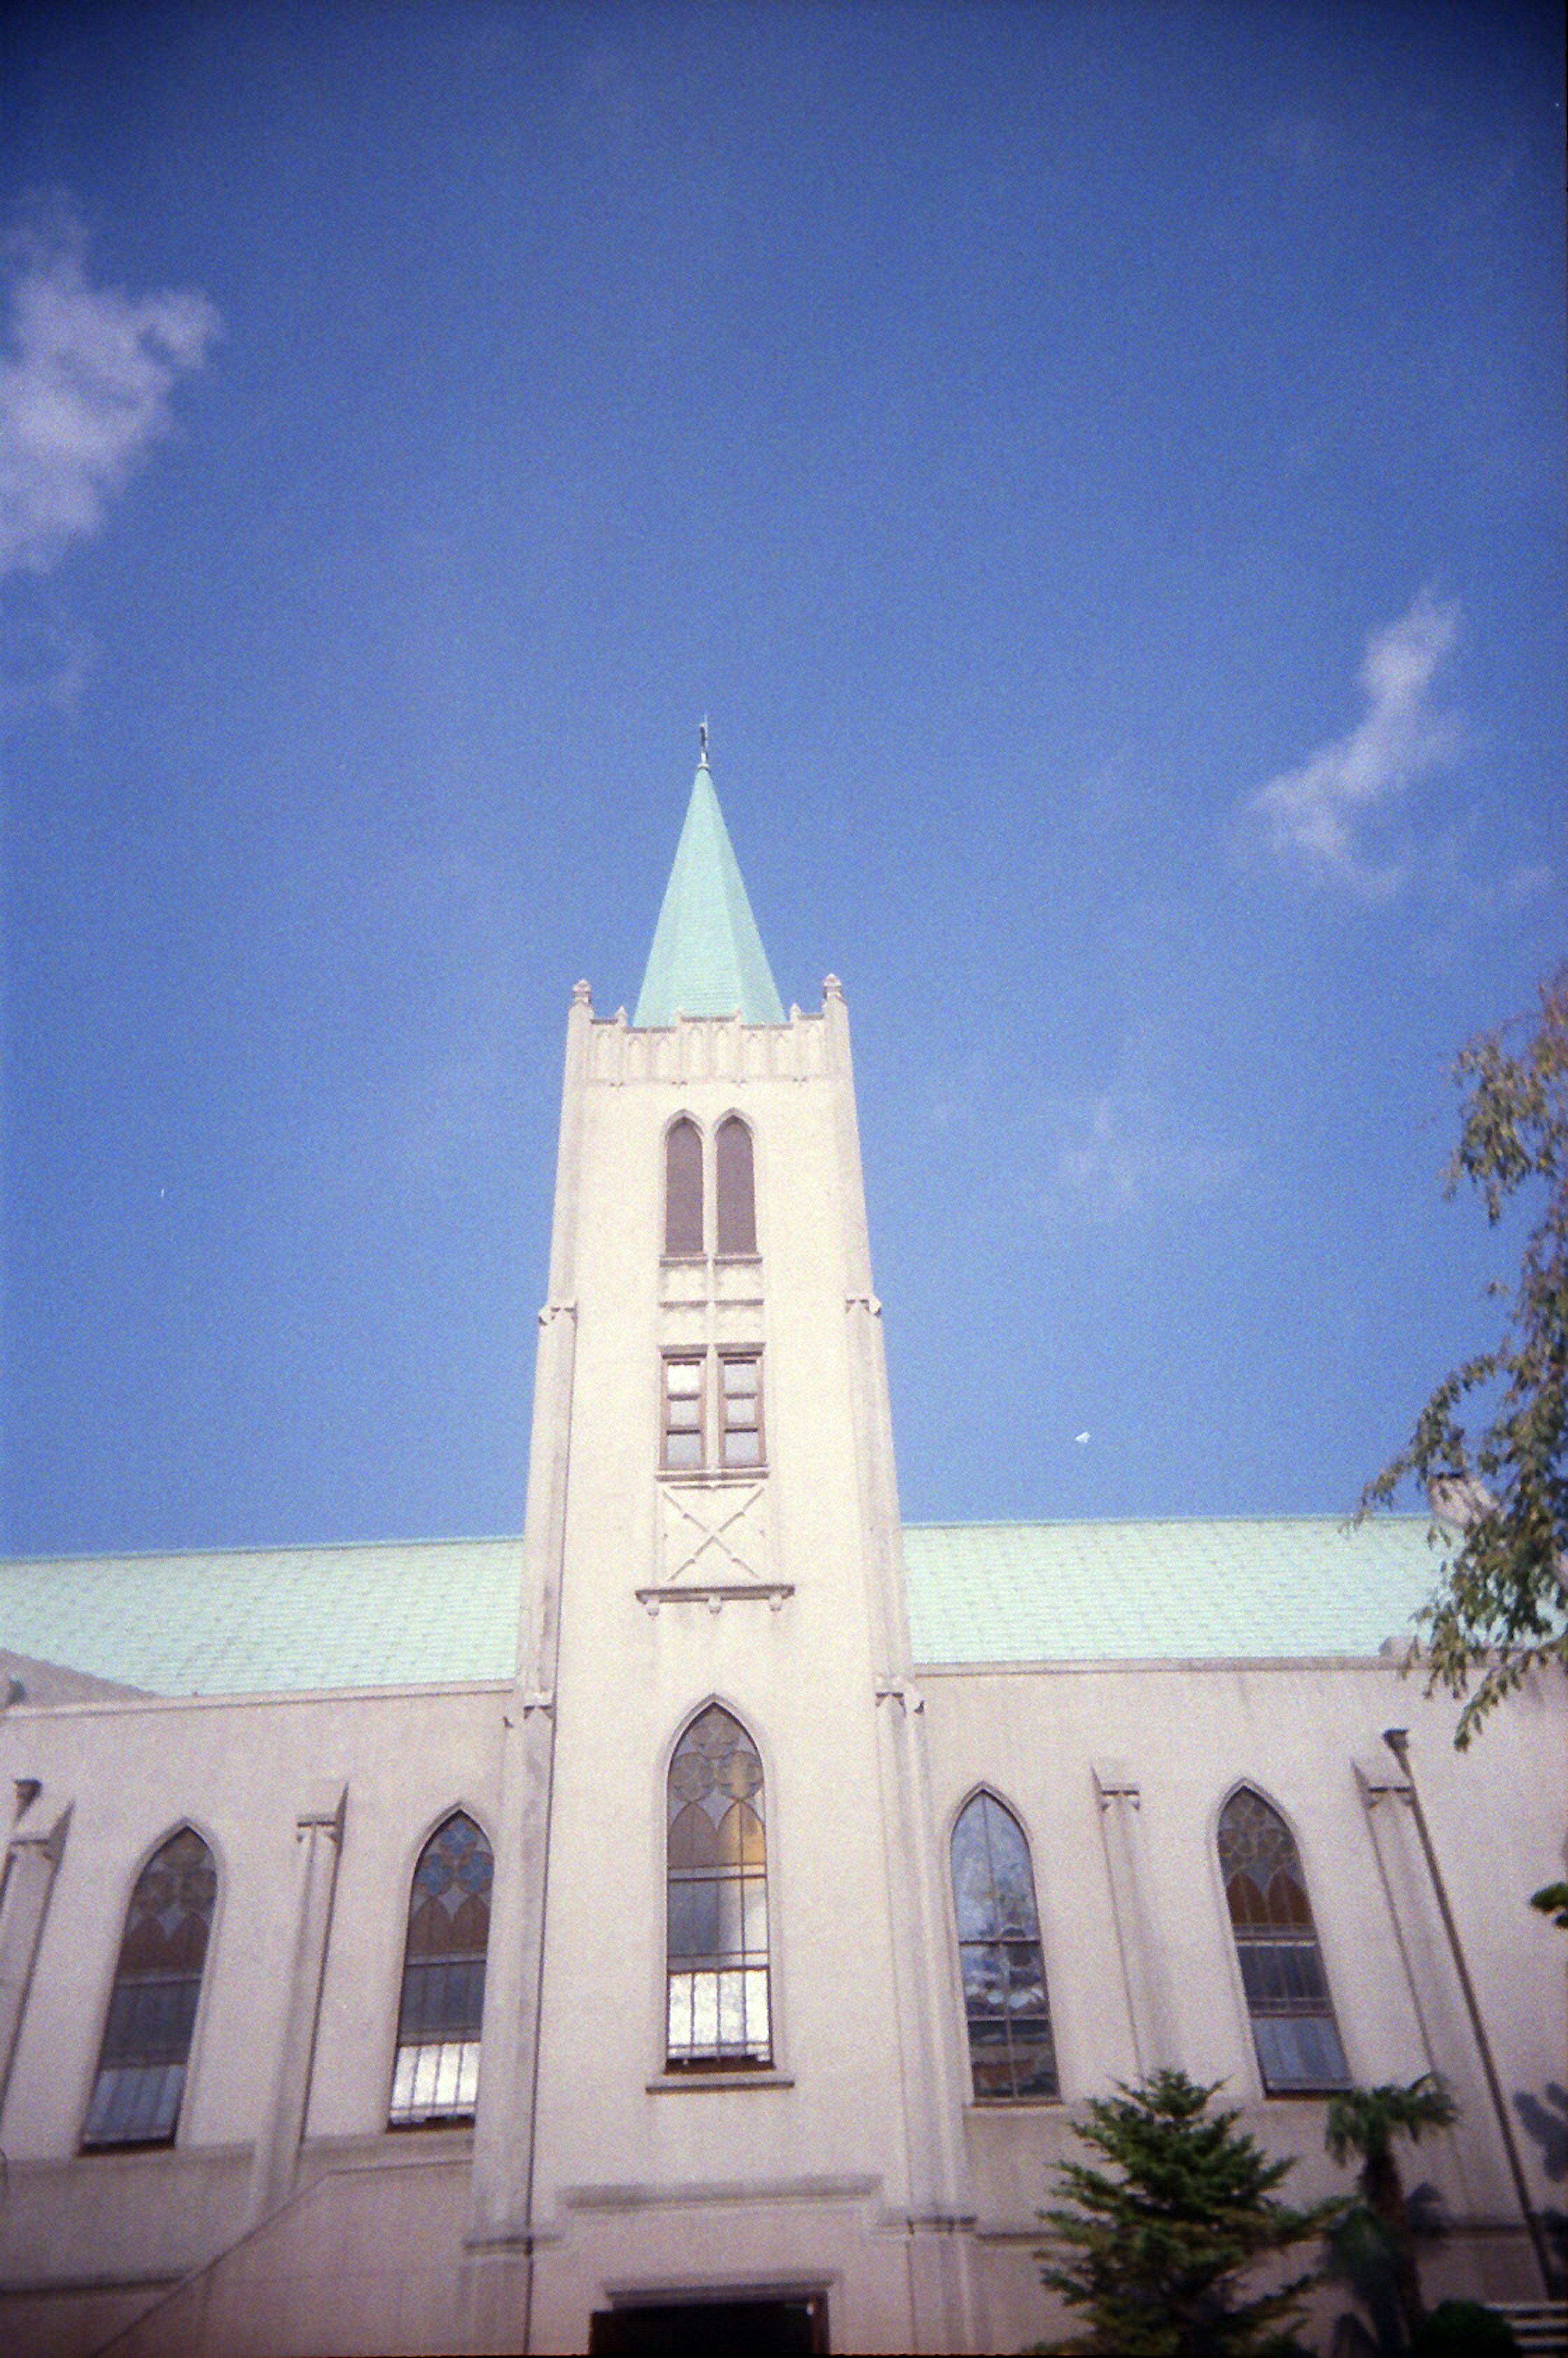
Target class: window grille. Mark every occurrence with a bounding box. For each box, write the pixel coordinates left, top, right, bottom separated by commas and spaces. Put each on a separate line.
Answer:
666, 1707, 771, 2069
950, 1792, 1058, 2099
83, 1827, 216, 2148
1218, 1787, 1348, 2091
389, 1811, 493, 2126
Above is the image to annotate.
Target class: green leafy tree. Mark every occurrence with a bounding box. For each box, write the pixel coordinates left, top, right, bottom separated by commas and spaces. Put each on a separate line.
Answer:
1360, 969, 1568, 1744
1324, 2076, 1457, 2348
1034, 2069, 1341, 2355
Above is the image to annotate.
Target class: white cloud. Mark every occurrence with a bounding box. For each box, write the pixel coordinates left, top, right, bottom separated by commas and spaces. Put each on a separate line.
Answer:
1245, 593, 1463, 900
1045, 1090, 1249, 1221
0, 217, 219, 577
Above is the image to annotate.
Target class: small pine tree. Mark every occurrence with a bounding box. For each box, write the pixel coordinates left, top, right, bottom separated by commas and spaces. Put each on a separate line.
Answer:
1035, 2069, 1343, 2356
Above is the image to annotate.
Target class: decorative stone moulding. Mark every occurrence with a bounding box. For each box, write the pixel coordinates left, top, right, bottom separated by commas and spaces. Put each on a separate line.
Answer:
586, 1008, 829, 1088
635, 1581, 795, 1618
658, 1478, 771, 1585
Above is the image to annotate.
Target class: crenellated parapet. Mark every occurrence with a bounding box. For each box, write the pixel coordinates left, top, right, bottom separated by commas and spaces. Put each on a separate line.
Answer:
580, 1000, 834, 1084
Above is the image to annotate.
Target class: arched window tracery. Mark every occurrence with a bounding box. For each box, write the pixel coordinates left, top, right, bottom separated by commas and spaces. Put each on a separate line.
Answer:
389, 1810, 493, 2125
664, 1117, 704, 1257
714, 1116, 757, 1256
83, 1827, 217, 2147
666, 1706, 770, 2069
950, 1791, 1057, 2099
1218, 1787, 1348, 2091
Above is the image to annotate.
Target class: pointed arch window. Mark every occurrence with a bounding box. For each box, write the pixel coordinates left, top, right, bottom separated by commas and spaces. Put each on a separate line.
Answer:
951, 1792, 1057, 2100
666, 1707, 770, 2069
715, 1116, 757, 1256
1218, 1787, 1348, 2091
664, 1117, 704, 1257
82, 1827, 216, 2148
390, 1811, 493, 2125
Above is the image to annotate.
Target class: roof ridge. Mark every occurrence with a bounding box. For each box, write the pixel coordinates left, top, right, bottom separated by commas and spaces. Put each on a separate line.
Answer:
0, 1533, 526, 1568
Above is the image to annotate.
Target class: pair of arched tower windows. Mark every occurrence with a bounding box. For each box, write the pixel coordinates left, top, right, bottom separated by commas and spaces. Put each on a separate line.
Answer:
948, 1784, 1347, 2101
664, 1116, 756, 1259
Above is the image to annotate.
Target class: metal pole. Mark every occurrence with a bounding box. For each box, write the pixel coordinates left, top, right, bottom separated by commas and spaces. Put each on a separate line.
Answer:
1381, 1728, 1555, 2296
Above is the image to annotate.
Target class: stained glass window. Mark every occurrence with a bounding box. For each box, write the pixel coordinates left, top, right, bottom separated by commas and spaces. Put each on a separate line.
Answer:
666, 1707, 770, 2069
389, 1811, 493, 2126
82, 1827, 217, 2148
951, 1792, 1057, 2100
665, 1118, 704, 1257
715, 1117, 757, 1256
1218, 1787, 1348, 2092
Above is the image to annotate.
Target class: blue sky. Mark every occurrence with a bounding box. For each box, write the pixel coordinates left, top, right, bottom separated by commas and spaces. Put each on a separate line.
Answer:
2, 0, 1562, 1553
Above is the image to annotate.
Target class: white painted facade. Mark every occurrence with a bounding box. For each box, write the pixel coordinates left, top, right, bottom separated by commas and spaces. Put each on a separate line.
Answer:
0, 977, 1562, 2356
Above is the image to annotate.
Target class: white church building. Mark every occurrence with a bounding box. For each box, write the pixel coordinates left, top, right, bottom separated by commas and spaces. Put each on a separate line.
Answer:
0, 751, 1563, 2356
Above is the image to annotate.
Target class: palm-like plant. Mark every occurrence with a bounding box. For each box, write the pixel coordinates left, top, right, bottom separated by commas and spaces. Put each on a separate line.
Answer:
1325, 2077, 1457, 2347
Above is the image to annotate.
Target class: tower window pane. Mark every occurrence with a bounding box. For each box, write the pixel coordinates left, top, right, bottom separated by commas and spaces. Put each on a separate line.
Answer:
666, 1707, 771, 2069
665, 1119, 704, 1257
1218, 1787, 1348, 2092
719, 1355, 764, 1468
663, 1356, 706, 1469
715, 1117, 757, 1255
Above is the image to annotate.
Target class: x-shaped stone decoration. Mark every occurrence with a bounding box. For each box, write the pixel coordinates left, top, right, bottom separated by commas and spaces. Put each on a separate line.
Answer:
659, 1481, 768, 1585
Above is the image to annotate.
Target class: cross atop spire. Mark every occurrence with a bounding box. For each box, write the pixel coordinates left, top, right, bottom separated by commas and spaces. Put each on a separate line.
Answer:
633, 744, 785, 1027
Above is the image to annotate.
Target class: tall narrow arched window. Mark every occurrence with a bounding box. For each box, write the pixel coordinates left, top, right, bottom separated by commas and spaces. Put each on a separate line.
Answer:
666, 1706, 770, 2070
665, 1117, 704, 1257
83, 1827, 216, 2148
1218, 1787, 1348, 2091
390, 1811, 493, 2125
951, 1792, 1057, 2100
715, 1116, 757, 1256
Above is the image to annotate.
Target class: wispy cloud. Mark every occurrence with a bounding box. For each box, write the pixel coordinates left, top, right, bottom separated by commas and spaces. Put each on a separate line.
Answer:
1048, 1090, 1248, 1219
1244, 593, 1463, 900
0, 213, 219, 577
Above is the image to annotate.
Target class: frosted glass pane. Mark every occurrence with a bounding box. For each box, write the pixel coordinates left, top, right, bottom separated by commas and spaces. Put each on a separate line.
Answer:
1254, 2013, 1348, 2089
716, 1970, 745, 2044
667, 1975, 693, 2051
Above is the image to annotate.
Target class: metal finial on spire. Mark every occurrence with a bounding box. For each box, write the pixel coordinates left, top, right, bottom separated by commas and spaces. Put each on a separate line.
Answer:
698, 717, 710, 767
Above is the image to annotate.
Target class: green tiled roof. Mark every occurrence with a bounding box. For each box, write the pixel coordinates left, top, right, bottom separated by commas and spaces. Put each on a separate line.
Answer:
903, 1516, 1452, 1665
634, 757, 785, 1026
0, 1519, 1451, 1702
0, 1539, 522, 1699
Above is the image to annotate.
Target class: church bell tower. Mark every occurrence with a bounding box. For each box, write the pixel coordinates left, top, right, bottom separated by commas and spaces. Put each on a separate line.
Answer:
465, 742, 975, 2355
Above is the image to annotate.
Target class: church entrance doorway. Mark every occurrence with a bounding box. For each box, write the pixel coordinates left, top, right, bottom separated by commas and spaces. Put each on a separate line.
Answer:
588, 2293, 827, 2354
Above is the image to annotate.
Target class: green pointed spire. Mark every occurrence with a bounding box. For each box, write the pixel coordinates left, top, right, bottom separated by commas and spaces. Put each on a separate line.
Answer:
634, 742, 785, 1026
